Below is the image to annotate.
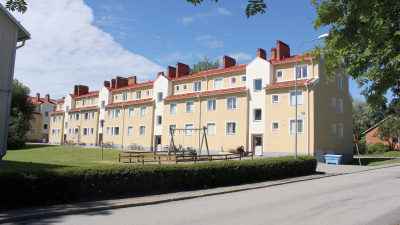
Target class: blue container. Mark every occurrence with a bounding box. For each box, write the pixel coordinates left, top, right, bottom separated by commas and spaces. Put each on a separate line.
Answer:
324, 154, 342, 165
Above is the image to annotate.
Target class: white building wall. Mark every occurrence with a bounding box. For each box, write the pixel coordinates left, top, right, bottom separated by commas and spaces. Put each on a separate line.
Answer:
98, 87, 110, 132
153, 76, 170, 136
40, 102, 54, 135
63, 95, 73, 134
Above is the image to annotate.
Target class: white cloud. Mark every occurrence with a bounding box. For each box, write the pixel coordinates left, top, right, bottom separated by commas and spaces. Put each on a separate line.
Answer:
178, 7, 231, 25
178, 17, 194, 25
228, 53, 253, 61
195, 35, 224, 48
5, 0, 164, 99
156, 52, 195, 64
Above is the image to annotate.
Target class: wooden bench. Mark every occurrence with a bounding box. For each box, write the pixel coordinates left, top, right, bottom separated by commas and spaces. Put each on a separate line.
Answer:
78, 142, 86, 147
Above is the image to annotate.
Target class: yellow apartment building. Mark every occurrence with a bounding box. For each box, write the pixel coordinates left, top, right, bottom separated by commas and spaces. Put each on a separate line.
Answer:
26, 93, 56, 142
49, 40, 353, 163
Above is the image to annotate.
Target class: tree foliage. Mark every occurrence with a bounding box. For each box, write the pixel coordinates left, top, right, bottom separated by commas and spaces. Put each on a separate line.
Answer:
374, 117, 400, 151
8, 79, 35, 149
353, 98, 375, 136
186, 0, 267, 18
190, 56, 220, 73
310, 0, 400, 103
5, 0, 27, 13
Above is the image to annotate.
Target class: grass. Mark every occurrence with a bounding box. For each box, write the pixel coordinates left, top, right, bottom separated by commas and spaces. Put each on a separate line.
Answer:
350, 157, 400, 166
2, 143, 128, 171
360, 151, 400, 158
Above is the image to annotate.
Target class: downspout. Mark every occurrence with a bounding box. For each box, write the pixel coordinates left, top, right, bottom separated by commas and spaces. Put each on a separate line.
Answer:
121, 104, 125, 149
197, 94, 201, 152
79, 109, 82, 143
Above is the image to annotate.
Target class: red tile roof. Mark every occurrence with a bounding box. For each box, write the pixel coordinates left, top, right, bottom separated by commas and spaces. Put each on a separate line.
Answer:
70, 91, 100, 98
29, 97, 57, 106
164, 86, 247, 101
68, 106, 98, 112
264, 78, 317, 89
108, 81, 155, 92
51, 110, 64, 114
105, 98, 153, 108
268, 54, 312, 64
56, 97, 65, 102
167, 64, 248, 81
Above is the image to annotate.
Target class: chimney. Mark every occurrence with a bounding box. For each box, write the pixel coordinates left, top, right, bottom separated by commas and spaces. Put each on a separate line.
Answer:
115, 76, 128, 88
276, 40, 290, 60
270, 48, 276, 60
257, 48, 267, 60
45, 94, 50, 102
104, 81, 110, 87
167, 66, 176, 78
157, 72, 164, 77
223, 55, 236, 68
128, 76, 137, 85
176, 62, 190, 78
74, 85, 89, 96
36, 93, 40, 100
111, 79, 116, 88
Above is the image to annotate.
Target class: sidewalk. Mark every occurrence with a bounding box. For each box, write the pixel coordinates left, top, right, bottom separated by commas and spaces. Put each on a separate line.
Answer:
1, 162, 399, 224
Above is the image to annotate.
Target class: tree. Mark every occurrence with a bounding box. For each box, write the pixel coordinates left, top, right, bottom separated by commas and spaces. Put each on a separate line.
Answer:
5, 0, 27, 13
7, 79, 35, 149
186, 0, 267, 18
353, 98, 375, 137
190, 56, 220, 73
374, 117, 400, 151
310, 0, 400, 104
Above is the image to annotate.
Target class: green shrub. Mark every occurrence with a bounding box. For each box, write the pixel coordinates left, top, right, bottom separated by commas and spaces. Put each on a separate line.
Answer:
353, 138, 367, 155
367, 142, 389, 154
0, 156, 317, 209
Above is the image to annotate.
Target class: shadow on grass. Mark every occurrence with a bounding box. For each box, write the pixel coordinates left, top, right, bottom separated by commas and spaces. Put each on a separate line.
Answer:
350, 157, 399, 166
1, 160, 74, 171
7, 143, 54, 151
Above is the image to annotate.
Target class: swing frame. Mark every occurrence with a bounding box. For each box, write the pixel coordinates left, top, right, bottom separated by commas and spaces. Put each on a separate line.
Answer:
169, 126, 209, 156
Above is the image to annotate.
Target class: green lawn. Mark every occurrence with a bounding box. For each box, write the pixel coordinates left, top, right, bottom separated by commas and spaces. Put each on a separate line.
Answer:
2, 143, 126, 171
360, 151, 400, 158
351, 157, 400, 166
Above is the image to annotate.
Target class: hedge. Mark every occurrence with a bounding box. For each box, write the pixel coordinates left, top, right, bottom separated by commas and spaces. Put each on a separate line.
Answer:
0, 156, 317, 209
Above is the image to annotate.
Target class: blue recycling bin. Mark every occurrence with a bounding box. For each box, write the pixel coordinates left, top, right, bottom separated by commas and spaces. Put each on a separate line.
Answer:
324, 154, 342, 165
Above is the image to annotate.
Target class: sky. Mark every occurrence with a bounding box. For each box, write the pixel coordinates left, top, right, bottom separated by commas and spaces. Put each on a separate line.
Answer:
3, 0, 376, 101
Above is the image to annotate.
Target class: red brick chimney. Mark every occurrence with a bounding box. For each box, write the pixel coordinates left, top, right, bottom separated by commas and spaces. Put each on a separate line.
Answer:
45, 94, 50, 102
176, 62, 190, 78
115, 76, 128, 88
111, 79, 116, 88
36, 93, 40, 100
270, 48, 276, 60
157, 72, 164, 77
104, 81, 110, 87
258, 48, 266, 60
128, 76, 137, 85
276, 40, 290, 60
223, 55, 236, 68
167, 66, 176, 78
74, 85, 89, 96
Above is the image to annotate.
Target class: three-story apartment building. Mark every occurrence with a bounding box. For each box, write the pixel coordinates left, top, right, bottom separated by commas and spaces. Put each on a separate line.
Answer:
27, 93, 56, 142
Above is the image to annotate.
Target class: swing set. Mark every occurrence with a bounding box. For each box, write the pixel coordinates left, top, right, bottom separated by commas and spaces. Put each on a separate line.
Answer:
168, 126, 209, 156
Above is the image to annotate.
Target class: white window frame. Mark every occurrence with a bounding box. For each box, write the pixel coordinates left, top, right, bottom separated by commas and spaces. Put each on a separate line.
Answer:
139, 125, 146, 136
156, 115, 162, 125
112, 126, 120, 136
114, 95, 118, 101
338, 75, 342, 89
339, 123, 343, 138
226, 122, 237, 135
113, 109, 121, 118
289, 90, 303, 106
91, 97, 95, 105
175, 85, 180, 92
90, 128, 94, 135
101, 101, 105, 109
74, 128, 79, 136
240, 75, 246, 83
65, 122, 67, 128
193, 81, 202, 92
226, 96, 237, 110
183, 84, 187, 91
140, 106, 147, 116
127, 126, 133, 136
214, 77, 223, 90
107, 110, 111, 118
29, 128, 37, 135
272, 121, 279, 131
122, 92, 128, 101
82, 100, 86, 107
184, 123, 194, 136
157, 92, 163, 102
206, 122, 216, 136
332, 98, 336, 107
272, 94, 279, 103
254, 108, 262, 121
230, 77, 237, 85
106, 127, 110, 135
84, 112, 89, 121
74, 114, 79, 121
254, 79, 262, 91
186, 101, 194, 113
52, 116, 56, 123
91, 112, 94, 119
339, 99, 343, 113
136, 91, 141, 100
332, 124, 336, 133
295, 64, 308, 79
83, 128, 88, 136
289, 119, 304, 134
146, 90, 150, 96
128, 107, 134, 117
275, 70, 283, 78
31, 116, 37, 123
207, 98, 217, 112
168, 124, 177, 136
169, 103, 177, 114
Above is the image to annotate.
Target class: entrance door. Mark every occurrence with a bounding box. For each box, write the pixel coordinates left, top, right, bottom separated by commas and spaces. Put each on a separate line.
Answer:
42, 133, 48, 143
63, 134, 67, 144
252, 134, 263, 156
155, 135, 162, 152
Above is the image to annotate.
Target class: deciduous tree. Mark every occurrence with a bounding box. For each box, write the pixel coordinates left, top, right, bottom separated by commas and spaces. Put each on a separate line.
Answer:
374, 117, 400, 151
5, 0, 27, 13
190, 56, 220, 73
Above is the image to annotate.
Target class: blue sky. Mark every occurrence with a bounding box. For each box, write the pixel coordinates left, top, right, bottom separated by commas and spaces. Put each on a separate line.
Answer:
3, 0, 377, 101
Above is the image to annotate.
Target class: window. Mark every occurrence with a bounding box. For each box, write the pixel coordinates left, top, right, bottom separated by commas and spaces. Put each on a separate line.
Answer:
339, 124, 343, 138
194, 81, 202, 92
146, 90, 150, 96
170, 103, 177, 114
139, 126, 146, 136
90, 128, 94, 135
338, 75, 342, 89
113, 127, 120, 136
136, 91, 141, 100
74, 114, 79, 121
59, 103, 63, 110
332, 124, 336, 133
91, 112, 94, 119
45, 111, 49, 116
101, 101, 105, 109
83, 128, 88, 136
65, 122, 67, 128
114, 95, 118, 101
332, 76, 336, 82
226, 122, 236, 135
66, 106, 69, 111
156, 115, 162, 125
29, 128, 36, 135
272, 122, 279, 131
241, 75, 246, 83
82, 100, 86, 107
128, 107, 134, 117
69, 129, 71, 135
31, 117, 37, 123
140, 106, 146, 116
127, 126, 133, 136
113, 109, 121, 118
107, 110, 111, 118
276, 70, 283, 78
74, 128, 79, 136
175, 85, 180, 92
185, 124, 193, 136
254, 109, 262, 121
186, 101, 194, 113
296, 65, 308, 78
51, 129, 56, 136
214, 78, 223, 90
290, 119, 303, 134
207, 123, 216, 135
254, 79, 262, 91
207, 99, 216, 111
169, 124, 177, 136
339, 99, 343, 113
332, 98, 336, 107
84, 112, 89, 120
91, 97, 95, 105
230, 77, 237, 85
183, 84, 187, 91
289, 90, 303, 106
69, 114, 72, 120
106, 127, 110, 135
272, 94, 279, 103
227, 97, 236, 110
157, 92, 163, 102
122, 92, 128, 101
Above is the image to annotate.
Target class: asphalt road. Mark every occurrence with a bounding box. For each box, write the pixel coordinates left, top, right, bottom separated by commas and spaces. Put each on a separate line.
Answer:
16, 166, 400, 225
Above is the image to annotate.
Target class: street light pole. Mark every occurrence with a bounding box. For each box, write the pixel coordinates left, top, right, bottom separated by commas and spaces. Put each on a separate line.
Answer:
295, 33, 328, 159
100, 119, 105, 160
